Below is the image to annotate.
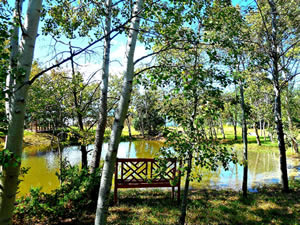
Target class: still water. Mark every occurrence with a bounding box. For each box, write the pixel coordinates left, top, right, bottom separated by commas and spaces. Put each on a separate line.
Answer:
19, 140, 300, 196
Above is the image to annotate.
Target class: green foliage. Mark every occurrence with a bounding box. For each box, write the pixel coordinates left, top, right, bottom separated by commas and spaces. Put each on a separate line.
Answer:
133, 89, 165, 136
27, 67, 72, 130
0, 149, 21, 173
147, 30, 238, 185
14, 161, 101, 224
0, 149, 28, 194
42, 0, 107, 39
27, 68, 99, 134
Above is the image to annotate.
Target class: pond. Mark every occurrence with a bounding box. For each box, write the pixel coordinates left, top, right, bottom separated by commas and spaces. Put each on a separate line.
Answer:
19, 140, 300, 196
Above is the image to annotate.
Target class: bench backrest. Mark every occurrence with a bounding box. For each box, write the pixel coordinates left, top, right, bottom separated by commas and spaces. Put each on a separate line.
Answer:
115, 158, 178, 184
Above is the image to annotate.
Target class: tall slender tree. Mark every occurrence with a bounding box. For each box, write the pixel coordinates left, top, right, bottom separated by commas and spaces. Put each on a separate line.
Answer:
0, 0, 43, 224
91, 0, 112, 172
250, 0, 300, 192
94, 1, 144, 224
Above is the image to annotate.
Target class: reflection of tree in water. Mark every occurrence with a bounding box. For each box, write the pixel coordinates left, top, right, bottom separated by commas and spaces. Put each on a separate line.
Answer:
126, 141, 132, 158
248, 151, 279, 176
190, 165, 222, 189
134, 140, 164, 158
287, 157, 300, 181
19, 156, 59, 196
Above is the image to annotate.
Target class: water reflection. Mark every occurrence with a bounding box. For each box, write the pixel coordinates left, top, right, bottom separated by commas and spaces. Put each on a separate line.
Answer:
19, 140, 300, 196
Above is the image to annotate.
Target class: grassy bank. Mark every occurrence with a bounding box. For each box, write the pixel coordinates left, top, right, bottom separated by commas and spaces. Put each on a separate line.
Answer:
0, 131, 54, 152
106, 182, 300, 225
13, 180, 300, 225
1, 124, 298, 153
0, 127, 143, 152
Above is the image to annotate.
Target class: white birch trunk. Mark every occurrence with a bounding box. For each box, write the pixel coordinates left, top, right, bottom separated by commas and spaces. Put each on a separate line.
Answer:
94, 1, 144, 224
91, 0, 112, 173
219, 116, 225, 139
5, 0, 23, 120
0, 1, 42, 224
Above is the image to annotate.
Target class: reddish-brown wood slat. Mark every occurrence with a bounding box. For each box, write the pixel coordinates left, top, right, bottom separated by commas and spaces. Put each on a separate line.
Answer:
114, 158, 181, 205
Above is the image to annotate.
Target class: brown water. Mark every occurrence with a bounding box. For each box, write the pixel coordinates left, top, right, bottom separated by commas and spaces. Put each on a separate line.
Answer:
19, 141, 300, 196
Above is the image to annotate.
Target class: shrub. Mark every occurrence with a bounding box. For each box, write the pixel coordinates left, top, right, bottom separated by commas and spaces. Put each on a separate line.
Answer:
14, 161, 101, 224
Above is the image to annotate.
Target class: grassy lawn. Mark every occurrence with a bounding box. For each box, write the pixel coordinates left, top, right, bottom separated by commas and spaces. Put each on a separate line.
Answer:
104, 182, 300, 225
42, 180, 298, 225
13, 181, 300, 225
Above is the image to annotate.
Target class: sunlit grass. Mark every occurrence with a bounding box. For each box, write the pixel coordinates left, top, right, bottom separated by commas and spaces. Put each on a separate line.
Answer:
103, 180, 300, 225
121, 126, 140, 136
218, 125, 280, 149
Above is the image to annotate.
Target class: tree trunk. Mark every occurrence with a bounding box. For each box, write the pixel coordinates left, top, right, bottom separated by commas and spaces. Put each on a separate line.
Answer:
179, 154, 192, 225
233, 120, 237, 141
0, 1, 42, 224
70, 53, 88, 170
211, 120, 217, 140
209, 119, 213, 140
201, 126, 208, 140
126, 116, 132, 139
254, 122, 261, 146
234, 86, 238, 141
263, 121, 266, 141
269, 132, 273, 142
268, 0, 289, 192
94, 1, 144, 224
274, 88, 289, 192
80, 145, 88, 169
5, 0, 23, 120
285, 91, 298, 153
140, 111, 145, 138
178, 87, 199, 225
57, 137, 63, 186
239, 79, 248, 197
91, 0, 112, 173
260, 120, 262, 136
213, 126, 217, 140
219, 117, 225, 139
291, 137, 299, 154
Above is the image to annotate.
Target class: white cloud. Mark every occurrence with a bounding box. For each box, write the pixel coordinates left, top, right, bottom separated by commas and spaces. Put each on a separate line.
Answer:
77, 63, 101, 82
109, 43, 151, 76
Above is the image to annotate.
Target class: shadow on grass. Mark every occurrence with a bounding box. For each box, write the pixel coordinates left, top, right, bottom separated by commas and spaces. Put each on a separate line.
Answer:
105, 183, 300, 225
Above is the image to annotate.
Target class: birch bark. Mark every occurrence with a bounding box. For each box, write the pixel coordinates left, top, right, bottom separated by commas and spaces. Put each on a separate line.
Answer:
219, 116, 225, 139
0, 1, 42, 224
94, 1, 144, 224
91, 0, 112, 173
5, 0, 23, 120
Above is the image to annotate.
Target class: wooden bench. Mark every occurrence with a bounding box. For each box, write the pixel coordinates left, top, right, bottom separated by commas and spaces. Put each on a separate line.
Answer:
114, 158, 181, 204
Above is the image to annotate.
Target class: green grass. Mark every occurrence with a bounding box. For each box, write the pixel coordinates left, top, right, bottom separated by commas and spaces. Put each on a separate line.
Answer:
108, 180, 300, 224
217, 125, 300, 157
39, 180, 298, 225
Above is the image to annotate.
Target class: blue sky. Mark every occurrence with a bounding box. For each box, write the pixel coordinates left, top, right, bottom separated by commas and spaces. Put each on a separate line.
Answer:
6, 0, 255, 79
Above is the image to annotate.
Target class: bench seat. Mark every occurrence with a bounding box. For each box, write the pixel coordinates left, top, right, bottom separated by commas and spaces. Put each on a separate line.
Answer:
114, 158, 181, 204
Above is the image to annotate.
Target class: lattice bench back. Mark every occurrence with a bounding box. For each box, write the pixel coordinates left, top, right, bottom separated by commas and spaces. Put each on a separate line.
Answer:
114, 158, 181, 204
